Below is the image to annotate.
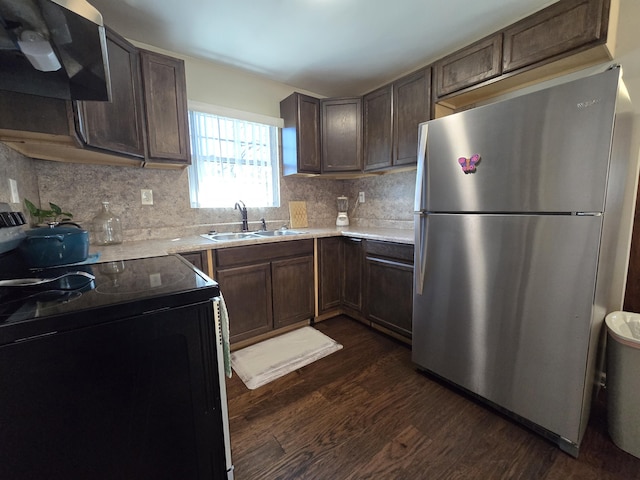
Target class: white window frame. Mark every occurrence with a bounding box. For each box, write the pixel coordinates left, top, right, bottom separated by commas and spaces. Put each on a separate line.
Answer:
187, 101, 283, 209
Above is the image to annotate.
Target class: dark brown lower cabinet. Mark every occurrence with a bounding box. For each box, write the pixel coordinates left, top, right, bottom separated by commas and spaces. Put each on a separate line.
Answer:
180, 251, 206, 272
318, 237, 343, 313
214, 240, 314, 343
319, 237, 413, 338
342, 237, 363, 313
272, 255, 315, 329
318, 237, 363, 314
364, 241, 414, 338
216, 262, 273, 343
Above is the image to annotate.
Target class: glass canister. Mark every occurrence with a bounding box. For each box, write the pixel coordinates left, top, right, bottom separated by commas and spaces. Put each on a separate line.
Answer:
92, 201, 123, 245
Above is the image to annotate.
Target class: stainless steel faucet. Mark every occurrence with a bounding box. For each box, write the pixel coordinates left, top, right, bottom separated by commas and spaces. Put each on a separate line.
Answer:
235, 200, 248, 231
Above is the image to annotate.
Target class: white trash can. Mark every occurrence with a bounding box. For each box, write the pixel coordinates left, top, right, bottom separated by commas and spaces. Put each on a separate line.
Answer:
605, 311, 640, 458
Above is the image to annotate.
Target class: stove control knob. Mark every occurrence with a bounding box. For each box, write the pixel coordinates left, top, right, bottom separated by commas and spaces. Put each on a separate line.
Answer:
0, 212, 13, 227
9, 212, 26, 226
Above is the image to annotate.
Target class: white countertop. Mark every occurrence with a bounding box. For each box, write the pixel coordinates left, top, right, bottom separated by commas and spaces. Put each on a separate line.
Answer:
90, 227, 414, 263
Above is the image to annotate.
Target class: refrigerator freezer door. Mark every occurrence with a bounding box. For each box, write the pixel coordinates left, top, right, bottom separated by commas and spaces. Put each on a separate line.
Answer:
421, 68, 619, 213
412, 213, 602, 443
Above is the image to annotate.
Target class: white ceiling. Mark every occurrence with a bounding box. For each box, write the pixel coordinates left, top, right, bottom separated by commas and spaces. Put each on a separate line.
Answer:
87, 0, 557, 97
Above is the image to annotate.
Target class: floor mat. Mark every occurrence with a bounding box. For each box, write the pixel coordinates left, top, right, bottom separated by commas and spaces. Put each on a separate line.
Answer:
231, 326, 343, 390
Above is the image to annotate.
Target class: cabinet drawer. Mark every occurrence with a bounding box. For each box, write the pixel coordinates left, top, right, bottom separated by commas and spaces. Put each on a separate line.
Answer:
434, 34, 503, 97
503, 0, 607, 73
364, 240, 414, 263
215, 239, 313, 268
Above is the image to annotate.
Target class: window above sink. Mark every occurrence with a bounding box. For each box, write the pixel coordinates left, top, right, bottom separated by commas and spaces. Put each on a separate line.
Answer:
188, 103, 283, 209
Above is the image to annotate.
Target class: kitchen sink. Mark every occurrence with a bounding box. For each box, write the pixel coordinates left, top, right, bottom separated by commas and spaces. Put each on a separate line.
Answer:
200, 230, 303, 242
254, 230, 303, 237
201, 232, 259, 242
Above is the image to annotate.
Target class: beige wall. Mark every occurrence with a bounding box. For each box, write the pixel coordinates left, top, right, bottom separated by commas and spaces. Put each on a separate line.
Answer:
131, 41, 324, 118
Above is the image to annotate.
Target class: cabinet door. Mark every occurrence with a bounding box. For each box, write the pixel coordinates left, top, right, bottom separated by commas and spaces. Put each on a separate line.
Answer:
75, 28, 146, 158
365, 256, 414, 338
393, 67, 431, 166
363, 85, 393, 171
281, 93, 321, 175
140, 50, 191, 165
318, 237, 343, 313
503, 0, 607, 73
342, 237, 363, 312
180, 251, 205, 272
272, 255, 314, 328
321, 97, 362, 172
216, 263, 272, 343
434, 34, 503, 98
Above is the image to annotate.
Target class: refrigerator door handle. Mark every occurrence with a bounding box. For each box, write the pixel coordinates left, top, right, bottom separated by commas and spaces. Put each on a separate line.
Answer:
416, 214, 427, 295
414, 124, 428, 212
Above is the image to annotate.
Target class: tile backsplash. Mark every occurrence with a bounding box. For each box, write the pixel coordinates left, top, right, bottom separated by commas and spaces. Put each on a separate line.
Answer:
1, 145, 415, 240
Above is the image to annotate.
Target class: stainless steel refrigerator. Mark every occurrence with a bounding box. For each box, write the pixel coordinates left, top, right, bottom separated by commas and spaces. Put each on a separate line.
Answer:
412, 66, 639, 456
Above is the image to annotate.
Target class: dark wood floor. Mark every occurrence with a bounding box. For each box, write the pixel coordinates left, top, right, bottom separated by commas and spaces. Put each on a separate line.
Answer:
225, 316, 640, 479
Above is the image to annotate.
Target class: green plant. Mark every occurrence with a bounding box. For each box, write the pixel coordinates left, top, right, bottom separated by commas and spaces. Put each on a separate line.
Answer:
24, 199, 73, 226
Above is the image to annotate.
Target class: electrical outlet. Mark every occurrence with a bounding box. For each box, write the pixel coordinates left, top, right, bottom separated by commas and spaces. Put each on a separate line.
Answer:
141, 189, 153, 205
9, 178, 19, 204
358, 191, 365, 203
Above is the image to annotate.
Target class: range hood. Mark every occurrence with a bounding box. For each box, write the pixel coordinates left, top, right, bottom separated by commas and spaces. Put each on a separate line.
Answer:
0, 0, 111, 101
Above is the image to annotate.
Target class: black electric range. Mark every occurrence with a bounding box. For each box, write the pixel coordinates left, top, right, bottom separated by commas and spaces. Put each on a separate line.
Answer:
0, 251, 220, 345
0, 250, 231, 480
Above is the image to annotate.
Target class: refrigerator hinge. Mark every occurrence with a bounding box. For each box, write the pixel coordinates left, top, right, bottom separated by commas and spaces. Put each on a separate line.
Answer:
574, 212, 602, 216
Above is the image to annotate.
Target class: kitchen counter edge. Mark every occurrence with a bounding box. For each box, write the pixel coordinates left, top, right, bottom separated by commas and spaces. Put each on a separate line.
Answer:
90, 227, 415, 263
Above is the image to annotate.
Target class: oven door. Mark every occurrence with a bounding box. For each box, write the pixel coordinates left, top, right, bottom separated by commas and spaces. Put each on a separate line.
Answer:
0, 300, 230, 479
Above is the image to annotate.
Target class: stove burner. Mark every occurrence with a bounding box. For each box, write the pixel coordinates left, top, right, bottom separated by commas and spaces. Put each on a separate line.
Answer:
0, 282, 94, 324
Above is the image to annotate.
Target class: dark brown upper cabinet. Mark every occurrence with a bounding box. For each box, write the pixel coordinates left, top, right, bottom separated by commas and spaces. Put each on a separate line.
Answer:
434, 0, 614, 110
75, 28, 146, 159
363, 67, 431, 172
503, 0, 608, 73
393, 67, 431, 166
140, 50, 191, 166
321, 97, 362, 173
434, 34, 503, 98
363, 85, 393, 171
280, 92, 321, 175
0, 30, 190, 168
